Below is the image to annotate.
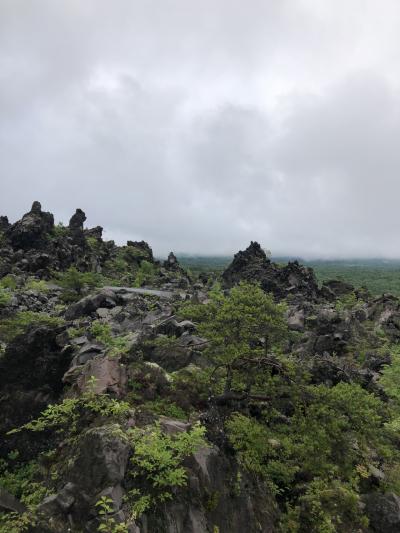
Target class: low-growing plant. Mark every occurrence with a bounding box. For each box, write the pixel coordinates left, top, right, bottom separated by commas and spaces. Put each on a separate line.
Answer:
0, 289, 11, 308
0, 311, 64, 343
9, 393, 131, 438
96, 496, 128, 533
0, 275, 17, 290
127, 422, 207, 517
0, 457, 48, 533
55, 266, 102, 301
50, 222, 68, 239
90, 321, 130, 356
23, 278, 50, 293
134, 260, 155, 288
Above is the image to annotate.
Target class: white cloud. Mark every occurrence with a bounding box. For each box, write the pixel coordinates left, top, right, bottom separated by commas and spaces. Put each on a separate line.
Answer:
1, 0, 400, 257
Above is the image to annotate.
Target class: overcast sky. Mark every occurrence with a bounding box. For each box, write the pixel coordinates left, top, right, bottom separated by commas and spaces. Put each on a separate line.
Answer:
1, 1, 400, 258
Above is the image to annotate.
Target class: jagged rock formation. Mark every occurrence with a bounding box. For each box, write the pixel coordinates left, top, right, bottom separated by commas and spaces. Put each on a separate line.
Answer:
222, 241, 320, 301
1, 207, 400, 532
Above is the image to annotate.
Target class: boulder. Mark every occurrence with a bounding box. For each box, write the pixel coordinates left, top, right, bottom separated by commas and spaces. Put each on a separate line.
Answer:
69, 425, 130, 493
321, 279, 355, 298
75, 355, 128, 397
65, 288, 118, 320
0, 487, 27, 514
363, 492, 400, 533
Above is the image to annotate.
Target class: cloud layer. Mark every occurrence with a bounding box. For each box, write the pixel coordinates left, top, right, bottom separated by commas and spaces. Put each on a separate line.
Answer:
1, 0, 400, 257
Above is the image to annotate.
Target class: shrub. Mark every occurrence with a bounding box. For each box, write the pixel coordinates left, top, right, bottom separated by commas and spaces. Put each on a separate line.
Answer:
23, 278, 49, 293
0, 289, 11, 308
0, 275, 17, 290
180, 281, 288, 394
9, 393, 131, 438
127, 422, 206, 517
134, 260, 155, 287
55, 267, 101, 300
0, 311, 64, 343
90, 321, 130, 356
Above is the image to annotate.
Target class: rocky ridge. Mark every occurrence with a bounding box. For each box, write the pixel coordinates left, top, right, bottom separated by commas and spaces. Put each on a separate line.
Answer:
0, 205, 400, 532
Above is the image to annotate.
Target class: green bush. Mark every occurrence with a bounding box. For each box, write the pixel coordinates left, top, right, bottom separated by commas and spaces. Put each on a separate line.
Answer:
55, 266, 102, 300
23, 278, 49, 293
0, 289, 11, 308
127, 422, 206, 517
0, 311, 64, 343
134, 260, 155, 287
181, 281, 288, 394
226, 380, 399, 530
90, 321, 130, 356
0, 275, 17, 290
9, 393, 131, 438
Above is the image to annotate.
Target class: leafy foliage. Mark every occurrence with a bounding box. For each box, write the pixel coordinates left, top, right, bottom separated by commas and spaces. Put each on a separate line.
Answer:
181, 281, 288, 394
134, 260, 155, 287
0, 311, 64, 343
96, 496, 128, 533
0, 289, 11, 308
226, 380, 400, 531
0, 455, 47, 533
90, 321, 130, 356
127, 423, 206, 516
9, 393, 131, 438
0, 275, 17, 291
55, 266, 102, 301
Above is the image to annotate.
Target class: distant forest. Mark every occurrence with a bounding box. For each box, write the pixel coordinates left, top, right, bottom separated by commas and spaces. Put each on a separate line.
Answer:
177, 255, 400, 296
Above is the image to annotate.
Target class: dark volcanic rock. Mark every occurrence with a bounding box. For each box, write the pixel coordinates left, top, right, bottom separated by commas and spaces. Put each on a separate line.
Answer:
69, 208, 87, 232
145, 441, 279, 533
0, 216, 9, 232
223, 242, 320, 302
69, 208, 87, 245
126, 240, 154, 263
65, 288, 119, 320
0, 325, 73, 458
363, 492, 400, 533
321, 279, 355, 300
7, 201, 54, 250
222, 241, 271, 287
164, 251, 179, 269
85, 225, 103, 240
69, 425, 130, 493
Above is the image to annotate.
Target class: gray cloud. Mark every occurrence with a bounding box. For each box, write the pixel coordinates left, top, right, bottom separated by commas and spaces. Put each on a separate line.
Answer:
1, 1, 400, 257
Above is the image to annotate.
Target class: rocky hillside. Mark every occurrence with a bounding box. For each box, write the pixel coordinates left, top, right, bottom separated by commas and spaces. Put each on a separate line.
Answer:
1, 204, 400, 532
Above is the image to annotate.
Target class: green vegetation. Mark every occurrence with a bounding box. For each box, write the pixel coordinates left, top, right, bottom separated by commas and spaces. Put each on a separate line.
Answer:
0, 289, 11, 308
180, 281, 400, 530
50, 222, 68, 239
23, 278, 50, 293
134, 260, 155, 287
308, 258, 400, 296
55, 266, 102, 301
127, 422, 206, 517
103, 246, 154, 286
181, 281, 288, 395
90, 321, 130, 356
96, 496, 128, 532
178, 255, 400, 296
0, 275, 17, 291
0, 454, 48, 533
9, 393, 131, 438
0, 311, 64, 343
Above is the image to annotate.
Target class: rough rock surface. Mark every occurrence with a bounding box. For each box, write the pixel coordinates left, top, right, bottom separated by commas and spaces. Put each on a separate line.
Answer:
222, 241, 320, 301
2, 206, 400, 532
364, 492, 400, 533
